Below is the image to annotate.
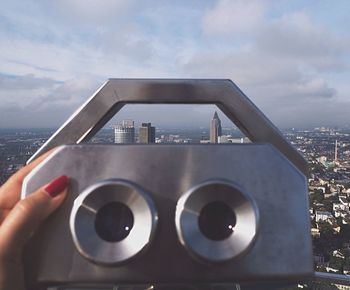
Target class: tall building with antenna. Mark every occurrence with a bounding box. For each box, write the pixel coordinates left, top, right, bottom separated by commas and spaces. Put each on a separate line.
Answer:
335, 139, 338, 163
210, 111, 222, 144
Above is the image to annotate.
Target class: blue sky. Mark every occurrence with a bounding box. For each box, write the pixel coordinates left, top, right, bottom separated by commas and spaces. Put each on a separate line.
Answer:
0, 0, 349, 128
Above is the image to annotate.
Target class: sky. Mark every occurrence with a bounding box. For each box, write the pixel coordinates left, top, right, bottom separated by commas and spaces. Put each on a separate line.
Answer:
0, 0, 350, 129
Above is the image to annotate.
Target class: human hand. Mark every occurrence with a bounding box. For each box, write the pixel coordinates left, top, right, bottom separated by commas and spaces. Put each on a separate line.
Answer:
0, 151, 69, 290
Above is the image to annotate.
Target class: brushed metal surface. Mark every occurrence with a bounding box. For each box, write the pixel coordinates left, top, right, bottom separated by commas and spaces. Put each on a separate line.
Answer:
22, 144, 312, 286
26, 79, 308, 176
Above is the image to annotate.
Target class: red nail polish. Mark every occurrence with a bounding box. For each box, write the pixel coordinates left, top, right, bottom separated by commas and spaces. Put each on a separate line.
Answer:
44, 175, 69, 197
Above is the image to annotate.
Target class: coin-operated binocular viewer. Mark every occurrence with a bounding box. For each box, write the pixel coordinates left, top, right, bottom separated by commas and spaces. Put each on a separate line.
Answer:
22, 79, 312, 290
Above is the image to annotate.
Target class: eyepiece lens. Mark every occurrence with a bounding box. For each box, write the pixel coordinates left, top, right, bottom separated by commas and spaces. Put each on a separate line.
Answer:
95, 202, 134, 242
198, 201, 236, 241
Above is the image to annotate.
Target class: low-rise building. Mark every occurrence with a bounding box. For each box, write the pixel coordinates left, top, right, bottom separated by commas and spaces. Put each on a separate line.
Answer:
311, 228, 320, 238
333, 249, 346, 259
316, 210, 333, 222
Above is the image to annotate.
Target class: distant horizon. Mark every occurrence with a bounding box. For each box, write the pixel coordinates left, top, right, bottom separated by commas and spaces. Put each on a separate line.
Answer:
1, 124, 349, 131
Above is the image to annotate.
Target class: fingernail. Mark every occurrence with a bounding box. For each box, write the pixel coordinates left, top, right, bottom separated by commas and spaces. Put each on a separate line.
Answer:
44, 175, 69, 197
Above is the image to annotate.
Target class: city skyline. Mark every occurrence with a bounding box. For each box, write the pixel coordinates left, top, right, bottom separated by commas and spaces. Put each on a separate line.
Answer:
1, 1, 350, 128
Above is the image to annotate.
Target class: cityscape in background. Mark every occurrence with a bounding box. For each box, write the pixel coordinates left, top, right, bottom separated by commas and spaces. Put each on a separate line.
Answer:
1, 112, 350, 277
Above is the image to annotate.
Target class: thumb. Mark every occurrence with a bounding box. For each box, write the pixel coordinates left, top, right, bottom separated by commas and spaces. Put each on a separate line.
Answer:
0, 175, 69, 258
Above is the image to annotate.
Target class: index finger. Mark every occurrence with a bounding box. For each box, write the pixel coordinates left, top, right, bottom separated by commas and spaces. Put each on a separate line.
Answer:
0, 148, 58, 209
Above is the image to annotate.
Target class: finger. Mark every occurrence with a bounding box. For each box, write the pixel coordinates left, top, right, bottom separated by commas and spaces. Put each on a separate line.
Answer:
0, 148, 57, 209
0, 209, 11, 224
0, 175, 69, 258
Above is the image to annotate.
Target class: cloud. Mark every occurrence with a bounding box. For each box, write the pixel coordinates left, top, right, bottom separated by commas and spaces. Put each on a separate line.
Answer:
0, 74, 102, 127
295, 78, 336, 99
256, 12, 350, 72
0, 0, 157, 82
0, 73, 59, 90
53, 0, 134, 24
202, 0, 267, 36
0, 0, 349, 128
179, 4, 350, 127
0, 74, 61, 108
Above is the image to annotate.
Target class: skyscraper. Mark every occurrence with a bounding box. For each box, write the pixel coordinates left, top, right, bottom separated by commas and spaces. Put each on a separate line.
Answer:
210, 111, 222, 143
139, 123, 156, 143
114, 119, 135, 144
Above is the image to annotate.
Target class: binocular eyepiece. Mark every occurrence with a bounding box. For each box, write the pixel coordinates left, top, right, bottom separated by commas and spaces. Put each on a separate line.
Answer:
70, 179, 258, 265
70, 180, 158, 265
176, 180, 258, 262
